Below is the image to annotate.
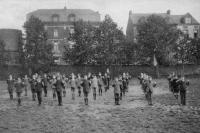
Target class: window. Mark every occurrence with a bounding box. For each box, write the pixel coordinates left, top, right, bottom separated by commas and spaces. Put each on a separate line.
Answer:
69, 27, 75, 34
52, 14, 59, 22
53, 29, 58, 38
194, 30, 198, 38
68, 14, 76, 22
185, 17, 191, 24
53, 41, 60, 53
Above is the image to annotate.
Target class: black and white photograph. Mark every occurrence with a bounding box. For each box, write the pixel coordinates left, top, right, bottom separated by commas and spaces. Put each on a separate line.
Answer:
0, 0, 200, 132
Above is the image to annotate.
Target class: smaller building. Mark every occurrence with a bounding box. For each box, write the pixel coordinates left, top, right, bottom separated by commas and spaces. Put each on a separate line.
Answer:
0, 29, 22, 65
126, 10, 200, 42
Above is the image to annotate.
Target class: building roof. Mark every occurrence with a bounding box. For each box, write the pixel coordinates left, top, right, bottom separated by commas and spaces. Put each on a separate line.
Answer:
27, 8, 101, 22
129, 12, 199, 25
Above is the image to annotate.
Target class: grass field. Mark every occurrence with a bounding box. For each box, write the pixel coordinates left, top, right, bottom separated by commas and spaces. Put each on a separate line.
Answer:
0, 78, 200, 133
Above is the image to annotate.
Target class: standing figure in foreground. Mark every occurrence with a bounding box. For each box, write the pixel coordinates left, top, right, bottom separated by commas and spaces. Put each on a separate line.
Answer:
30, 75, 37, 101
76, 74, 82, 97
69, 73, 76, 100
55, 76, 64, 106
7, 75, 15, 100
112, 77, 120, 105
35, 77, 43, 106
97, 74, 103, 96
51, 75, 57, 99
91, 75, 98, 100
23, 75, 29, 96
177, 77, 189, 105
81, 75, 91, 105
15, 77, 24, 106
42, 74, 48, 97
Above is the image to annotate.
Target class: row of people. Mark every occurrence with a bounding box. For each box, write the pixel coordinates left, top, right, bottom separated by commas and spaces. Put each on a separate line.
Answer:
6, 72, 131, 106
138, 73, 156, 105
168, 73, 189, 105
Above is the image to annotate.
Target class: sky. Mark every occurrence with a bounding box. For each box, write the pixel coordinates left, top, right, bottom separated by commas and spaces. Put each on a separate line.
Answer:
0, 0, 200, 34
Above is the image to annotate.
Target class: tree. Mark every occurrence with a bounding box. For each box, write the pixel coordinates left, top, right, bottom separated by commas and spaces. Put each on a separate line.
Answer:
64, 15, 125, 65
95, 15, 125, 65
190, 38, 200, 64
137, 15, 180, 65
0, 40, 7, 66
64, 20, 97, 65
23, 16, 54, 73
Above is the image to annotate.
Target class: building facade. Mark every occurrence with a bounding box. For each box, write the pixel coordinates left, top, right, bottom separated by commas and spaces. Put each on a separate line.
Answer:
0, 29, 22, 65
27, 7, 101, 65
126, 10, 200, 42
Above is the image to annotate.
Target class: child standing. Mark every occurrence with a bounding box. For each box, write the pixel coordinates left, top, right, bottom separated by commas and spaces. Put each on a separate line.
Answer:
112, 77, 120, 105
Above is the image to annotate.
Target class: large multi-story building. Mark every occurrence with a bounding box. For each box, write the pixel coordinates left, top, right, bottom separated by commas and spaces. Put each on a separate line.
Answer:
0, 29, 22, 65
126, 10, 200, 42
27, 7, 101, 65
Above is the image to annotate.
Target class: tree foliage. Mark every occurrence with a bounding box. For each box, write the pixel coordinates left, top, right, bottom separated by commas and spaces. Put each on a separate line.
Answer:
137, 15, 180, 65
23, 16, 54, 73
64, 15, 125, 65
0, 40, 7, 66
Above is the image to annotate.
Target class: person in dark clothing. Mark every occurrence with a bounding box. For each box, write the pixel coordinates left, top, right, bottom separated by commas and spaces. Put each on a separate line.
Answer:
35, 77, 43, 106
171, 76, 179, 99
42, 74, 48, 97
119, 75, 123, 100
15, 78, 24, 106
23, 75, 29, 96
98, 75, 103, 96
55, 76, 64, 106
7, 75, 15, 100
30, 75, 37, 101
103, 75, 108, 93
81, 75, 91, 105
76, 74, 82, 97
112, 77, 120, 105
122, 74, 128, 96
177, 77, 189, 105
69, 73, 76, 100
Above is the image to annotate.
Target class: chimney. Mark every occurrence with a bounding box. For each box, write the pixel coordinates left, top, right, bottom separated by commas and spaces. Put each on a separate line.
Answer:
167, 10, 171, 15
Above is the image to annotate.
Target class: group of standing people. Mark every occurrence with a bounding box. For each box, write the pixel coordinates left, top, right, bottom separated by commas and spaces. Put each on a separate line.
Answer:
138, 73, 156, 105
168, 73, 189, 105
6, 70, 131, 106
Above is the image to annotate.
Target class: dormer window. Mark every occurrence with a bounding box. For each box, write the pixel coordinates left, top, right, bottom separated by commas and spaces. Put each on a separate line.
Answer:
185, 17, 191, 24
52, 14, 59, 22
68, 14, 76, 22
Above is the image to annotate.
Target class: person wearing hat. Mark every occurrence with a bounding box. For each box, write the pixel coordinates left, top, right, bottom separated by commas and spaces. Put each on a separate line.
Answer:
91, 75, 98, 100
177, 76, 189, 105
112, 77, 120, 105
30, 75, 37, 101
42, 73, 48, 97
81, 75, 91, 105
51, 75, 57, 99
35, 77, 44, 106
55, 76, 64, 106
69, 73, 77, 100
15, 77, 24, 106
97, 74, 104, 96
7, 75, 15, 100
76, 74, 82, 97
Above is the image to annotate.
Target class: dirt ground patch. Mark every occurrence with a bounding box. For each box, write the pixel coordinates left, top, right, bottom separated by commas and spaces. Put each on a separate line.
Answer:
0, 79, 200, 133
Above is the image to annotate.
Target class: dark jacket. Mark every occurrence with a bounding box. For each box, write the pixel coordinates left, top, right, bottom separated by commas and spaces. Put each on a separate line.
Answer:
7, 79, 15, 91
42, 78, 48, 87
81, 79, 91, 93
35, 82, 43, 92
15, 82, 24, 93
55, 80, 64, 92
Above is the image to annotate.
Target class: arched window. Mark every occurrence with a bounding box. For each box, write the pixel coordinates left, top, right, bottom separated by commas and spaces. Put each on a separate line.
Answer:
52, 14, 59, 22
68, 14, 76, 22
